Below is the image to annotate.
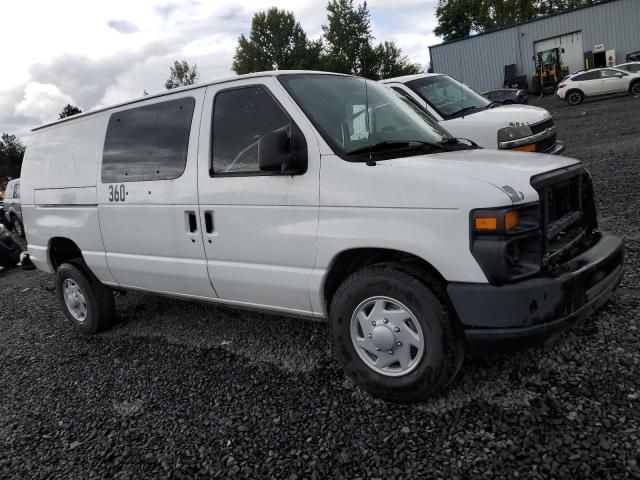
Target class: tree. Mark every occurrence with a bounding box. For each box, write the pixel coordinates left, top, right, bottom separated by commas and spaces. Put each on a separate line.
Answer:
59, 104, 82, 119
165, 60, 198, 90
322, 0, 421, 79
232, 8, 322, 74
0, 134, 26, 178
371, 41, 422, 79
435, 0, 600, 41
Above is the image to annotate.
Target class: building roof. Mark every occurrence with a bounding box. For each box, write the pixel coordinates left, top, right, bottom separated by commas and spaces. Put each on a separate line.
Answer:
429, 0, 621, 49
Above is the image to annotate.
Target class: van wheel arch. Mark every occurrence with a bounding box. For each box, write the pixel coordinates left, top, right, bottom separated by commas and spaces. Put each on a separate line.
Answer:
49, 237, 84, 271
323, 248, 449, 312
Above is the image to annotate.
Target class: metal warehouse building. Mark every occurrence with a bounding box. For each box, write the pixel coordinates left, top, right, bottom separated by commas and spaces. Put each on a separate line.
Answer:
429, 0, 640, 93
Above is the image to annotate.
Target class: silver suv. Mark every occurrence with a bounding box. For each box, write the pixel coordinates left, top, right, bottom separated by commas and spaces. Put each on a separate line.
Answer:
3, 179, 24, 238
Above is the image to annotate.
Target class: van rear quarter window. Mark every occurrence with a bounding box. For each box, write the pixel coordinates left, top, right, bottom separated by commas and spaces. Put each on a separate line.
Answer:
101, 97, 195, 182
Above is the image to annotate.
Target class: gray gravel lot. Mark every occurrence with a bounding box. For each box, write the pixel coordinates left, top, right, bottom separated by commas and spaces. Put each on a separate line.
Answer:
1, 93, 639, 479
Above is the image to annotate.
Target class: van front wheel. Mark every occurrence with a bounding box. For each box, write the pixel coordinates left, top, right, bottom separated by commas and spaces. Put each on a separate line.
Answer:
56, 261, 115, 334
330, 263, 464, 402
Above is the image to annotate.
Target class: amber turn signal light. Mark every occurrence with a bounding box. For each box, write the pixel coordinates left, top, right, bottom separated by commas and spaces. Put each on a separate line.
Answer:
512, 144, 536, 152
474, 217, 498, 231
505, 210, 519, 231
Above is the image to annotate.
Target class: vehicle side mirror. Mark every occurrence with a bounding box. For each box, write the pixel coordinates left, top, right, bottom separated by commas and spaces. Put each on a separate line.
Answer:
258, 129, 306, 174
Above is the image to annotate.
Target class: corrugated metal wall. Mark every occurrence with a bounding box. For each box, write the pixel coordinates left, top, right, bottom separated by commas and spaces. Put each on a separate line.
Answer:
429, 0, 640, 92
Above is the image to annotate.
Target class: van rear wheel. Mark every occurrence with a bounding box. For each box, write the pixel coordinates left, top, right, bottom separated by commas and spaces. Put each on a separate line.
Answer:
329, 263, 464, 402
56, 261, 115, 334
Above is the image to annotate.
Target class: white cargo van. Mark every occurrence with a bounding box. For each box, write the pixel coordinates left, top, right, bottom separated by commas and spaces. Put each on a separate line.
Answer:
21, 71, 623, 401
382, 73, 565, 154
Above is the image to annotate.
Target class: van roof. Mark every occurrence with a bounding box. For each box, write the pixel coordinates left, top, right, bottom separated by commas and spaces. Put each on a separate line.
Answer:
32, 70, 349, 132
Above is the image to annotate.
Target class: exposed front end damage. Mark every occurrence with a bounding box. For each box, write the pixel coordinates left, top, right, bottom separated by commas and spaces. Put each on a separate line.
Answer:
448, 165, 624, 349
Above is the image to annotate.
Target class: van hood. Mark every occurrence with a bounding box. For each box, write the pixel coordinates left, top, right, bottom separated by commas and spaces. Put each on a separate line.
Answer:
441, 105, 553, 149
458, 104, 551, 125
377, 148, 581, 204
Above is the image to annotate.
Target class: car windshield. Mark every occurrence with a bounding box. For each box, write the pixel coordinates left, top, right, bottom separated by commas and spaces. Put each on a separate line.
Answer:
278, 74, 453, 160
404, 75, 491, 119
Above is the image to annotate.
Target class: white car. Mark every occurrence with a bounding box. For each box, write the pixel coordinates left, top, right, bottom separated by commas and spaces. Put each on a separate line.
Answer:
615, 62, 640, 74
382, 73, 565, 154
20, 71, 623, 401
557, 67, 640, 105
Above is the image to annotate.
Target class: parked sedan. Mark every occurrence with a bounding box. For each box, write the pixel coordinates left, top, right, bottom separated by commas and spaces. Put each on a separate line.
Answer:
557, 67, 640, 105
480, 89, 528, 105
615, 62, 640, 74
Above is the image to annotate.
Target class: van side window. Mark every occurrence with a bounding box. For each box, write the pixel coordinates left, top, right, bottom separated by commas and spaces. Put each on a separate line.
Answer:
211, 86, 293, 175
102, 97, 195, 183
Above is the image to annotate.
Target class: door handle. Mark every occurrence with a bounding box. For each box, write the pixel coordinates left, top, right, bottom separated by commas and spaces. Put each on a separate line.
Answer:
204, 211, 214, 234
186, 211, 198, 233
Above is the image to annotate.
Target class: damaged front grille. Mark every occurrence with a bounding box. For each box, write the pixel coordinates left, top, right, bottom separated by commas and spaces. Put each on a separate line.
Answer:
531, 165, 598, 270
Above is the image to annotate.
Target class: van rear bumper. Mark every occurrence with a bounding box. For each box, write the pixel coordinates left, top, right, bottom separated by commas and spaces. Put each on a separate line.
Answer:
447, 233, 624, 350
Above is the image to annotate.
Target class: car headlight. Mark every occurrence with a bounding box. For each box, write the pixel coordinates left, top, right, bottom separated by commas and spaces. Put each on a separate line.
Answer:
470, 203, 542, 285
497, 124, 533, 143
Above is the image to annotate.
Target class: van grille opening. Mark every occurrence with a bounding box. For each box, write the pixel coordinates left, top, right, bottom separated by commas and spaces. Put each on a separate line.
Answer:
531, 165, 598, 270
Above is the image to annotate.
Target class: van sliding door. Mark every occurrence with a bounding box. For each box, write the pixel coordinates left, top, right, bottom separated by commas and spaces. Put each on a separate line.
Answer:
98, 89, 216, 298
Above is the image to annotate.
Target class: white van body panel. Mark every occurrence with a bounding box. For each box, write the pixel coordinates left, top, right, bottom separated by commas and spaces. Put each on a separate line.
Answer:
382, 77, 554, 150
20, 116, 115, 281
21, 71, 580, 321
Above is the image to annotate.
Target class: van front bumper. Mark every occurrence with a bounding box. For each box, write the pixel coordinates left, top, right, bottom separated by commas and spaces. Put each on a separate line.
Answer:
447, 233, 624, 350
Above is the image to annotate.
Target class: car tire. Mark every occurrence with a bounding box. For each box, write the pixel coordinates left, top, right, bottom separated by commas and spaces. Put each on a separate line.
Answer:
566, 90, 584, 106
56, 260, 115, 335
329, 263, 465, 402
12, 216, 25, 238
631, 80, 640, 96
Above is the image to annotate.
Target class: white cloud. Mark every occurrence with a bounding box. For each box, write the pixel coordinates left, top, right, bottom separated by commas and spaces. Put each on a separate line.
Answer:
0, 0, 439, 134
14, 83, 77, 123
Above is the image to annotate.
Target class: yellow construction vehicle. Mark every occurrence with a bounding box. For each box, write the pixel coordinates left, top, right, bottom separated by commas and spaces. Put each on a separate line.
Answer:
531, 48, 570, 96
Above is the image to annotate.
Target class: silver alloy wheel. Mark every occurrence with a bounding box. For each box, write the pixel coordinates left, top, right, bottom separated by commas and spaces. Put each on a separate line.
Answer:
63, 279, 88, 322
350, 296, 425, 377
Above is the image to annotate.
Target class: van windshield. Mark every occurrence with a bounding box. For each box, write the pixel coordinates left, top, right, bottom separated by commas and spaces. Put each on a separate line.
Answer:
278, 74, 457, 160
405, 75, 490, 119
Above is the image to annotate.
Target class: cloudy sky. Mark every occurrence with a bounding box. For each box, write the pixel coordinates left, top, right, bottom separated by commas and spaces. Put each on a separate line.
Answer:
0, 0, 440, 136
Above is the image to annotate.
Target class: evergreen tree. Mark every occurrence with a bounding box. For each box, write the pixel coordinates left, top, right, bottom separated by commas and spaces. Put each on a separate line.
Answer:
59, 104, 82, 119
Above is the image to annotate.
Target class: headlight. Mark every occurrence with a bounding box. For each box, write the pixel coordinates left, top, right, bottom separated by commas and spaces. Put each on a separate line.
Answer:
497, 124, 533, 143
470, 203, 542, 285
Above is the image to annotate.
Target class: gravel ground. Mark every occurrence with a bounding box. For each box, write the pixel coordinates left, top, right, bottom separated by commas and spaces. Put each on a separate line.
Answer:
1, 94, 639, 479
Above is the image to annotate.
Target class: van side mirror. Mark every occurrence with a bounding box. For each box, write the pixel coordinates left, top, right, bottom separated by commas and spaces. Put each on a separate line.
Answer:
258, 129, 306, 174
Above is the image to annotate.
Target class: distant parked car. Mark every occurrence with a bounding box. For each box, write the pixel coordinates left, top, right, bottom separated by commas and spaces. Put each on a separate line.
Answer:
480, 89, 529, 105
626, 51, 640, 62
3, 179, 24, 237
614, 62, 640, 74
557, 67, 640, 105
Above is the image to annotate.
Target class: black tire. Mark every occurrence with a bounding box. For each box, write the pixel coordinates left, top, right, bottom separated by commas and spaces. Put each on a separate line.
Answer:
56, 260, 115, 334
631, 80, 640, 96
330, 263, 465, 402
12, 216, 25, 238
566, 89, 584, 106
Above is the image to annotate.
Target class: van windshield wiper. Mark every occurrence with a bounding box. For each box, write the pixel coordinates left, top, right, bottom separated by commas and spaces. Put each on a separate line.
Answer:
346, 140, 446, 157
450, 106, 481, 118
